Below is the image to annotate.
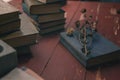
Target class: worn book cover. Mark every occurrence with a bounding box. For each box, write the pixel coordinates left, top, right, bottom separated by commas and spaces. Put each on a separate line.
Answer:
23, 3, 65, 23
0, 19, 20, 35
0, 13, 39, 48
0, 0, 19, 25
24, 0, 63, 14
37, 11, 65, 23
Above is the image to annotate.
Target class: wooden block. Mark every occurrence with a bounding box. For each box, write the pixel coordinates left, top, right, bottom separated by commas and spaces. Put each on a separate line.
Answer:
0, 13, 39, 48
0, 40, 17, 77
60, 32, 120, 68
0, 0, 19, 25
1, 68, 44, 80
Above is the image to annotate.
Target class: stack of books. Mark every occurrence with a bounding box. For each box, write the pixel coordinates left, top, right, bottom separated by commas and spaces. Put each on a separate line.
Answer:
23, 0, 66, 35
1, 13, 39, 55
0, 1, 39, 55
0, 0, 20, 35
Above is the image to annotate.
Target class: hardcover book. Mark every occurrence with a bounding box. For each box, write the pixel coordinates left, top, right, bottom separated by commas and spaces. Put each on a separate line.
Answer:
29, 16, 65, 30
0, 19, 20, 35
0, 13, 39, 48
0, 0, 19, 25
39, 19, 65, 29
60, 32, 120, 68
23, 3, 65, 23
37, 11, 65, 23
40, 24, 64, 34
24, 0, 63, 14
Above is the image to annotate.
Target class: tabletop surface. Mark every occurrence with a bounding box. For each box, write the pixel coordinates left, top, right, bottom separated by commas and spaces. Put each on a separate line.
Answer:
6, 0, 120, 80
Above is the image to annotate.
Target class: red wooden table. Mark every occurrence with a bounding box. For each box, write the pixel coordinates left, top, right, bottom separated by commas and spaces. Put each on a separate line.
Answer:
8, 1, 120, 80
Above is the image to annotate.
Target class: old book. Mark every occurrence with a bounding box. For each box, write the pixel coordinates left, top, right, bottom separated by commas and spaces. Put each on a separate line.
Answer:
39, 19, 66, 29
40, 24, 64, 34
23, 3, 65, 23
0, 19, 20, 35
60, 32, 120, 68
28, 16, 65, 30
37, 11, 65, 23
0, 0, 19, 25
24, 0, 62, 14
0, 40, 17, 78
0, 13, 39, 48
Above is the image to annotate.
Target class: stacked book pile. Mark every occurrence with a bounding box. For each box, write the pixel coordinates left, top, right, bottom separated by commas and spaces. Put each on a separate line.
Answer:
0, 1, 39, 55
23, 0, 66, 35
0, 0, 20, 36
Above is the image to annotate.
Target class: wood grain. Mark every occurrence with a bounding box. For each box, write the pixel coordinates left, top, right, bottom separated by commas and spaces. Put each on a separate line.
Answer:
41, 43, 86, 80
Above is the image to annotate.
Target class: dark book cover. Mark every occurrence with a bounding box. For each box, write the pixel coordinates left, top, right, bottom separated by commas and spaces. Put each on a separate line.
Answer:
0, 19, 20, 35
40, 24, 65, 34
24, 0, 63, 14
0, 13, 39, 48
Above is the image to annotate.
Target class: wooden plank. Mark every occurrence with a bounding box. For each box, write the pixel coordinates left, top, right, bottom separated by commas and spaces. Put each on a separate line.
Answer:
85, 64, 120, 80
62, 1, 80, 28
69, 2, 99, 29
18, 34, 60, 75
80, 2, 120, 80
41, 43, 86, 80
98, 3, 120, 46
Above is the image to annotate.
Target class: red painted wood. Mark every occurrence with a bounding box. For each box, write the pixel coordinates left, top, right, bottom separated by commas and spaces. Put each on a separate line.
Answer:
86, 64, 120, 80
72, 2, 120, 46
98, 3, 120, 46
77, 2, 120, 80
41, 43, 86, 80
6, 0, 120, 80
66, 2, 100, 31
62, 1, 80, 28
19, 34, 60, 75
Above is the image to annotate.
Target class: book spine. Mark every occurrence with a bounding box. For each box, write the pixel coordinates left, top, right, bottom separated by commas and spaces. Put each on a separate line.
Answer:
22, 3, 39, 23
